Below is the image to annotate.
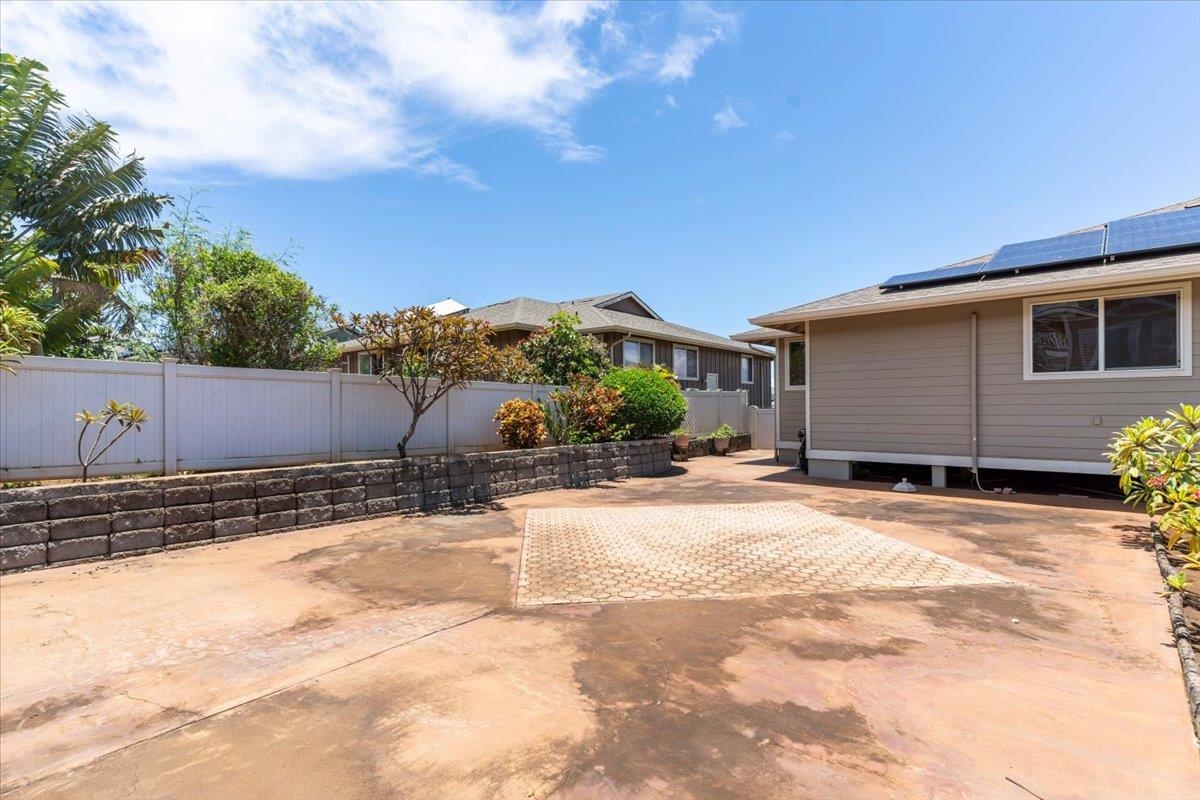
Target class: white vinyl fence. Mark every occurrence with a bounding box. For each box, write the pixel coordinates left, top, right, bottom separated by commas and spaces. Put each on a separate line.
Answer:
1, 357, 558, 481
749, 406, 776, 450
1, 357, 766, 481
681, 389, 753, 439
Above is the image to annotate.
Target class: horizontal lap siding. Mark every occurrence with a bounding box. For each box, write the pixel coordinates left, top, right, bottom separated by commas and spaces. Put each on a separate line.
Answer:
976, 278, 1199, 462
777, 339, 806, 440
809, 277, 1200, 464
812, 312, 971, 456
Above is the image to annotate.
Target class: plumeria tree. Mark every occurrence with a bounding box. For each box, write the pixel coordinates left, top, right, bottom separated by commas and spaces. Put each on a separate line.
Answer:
76, 400, 149, 482
1108, 403, 1200, 580
333, 306, 494, 457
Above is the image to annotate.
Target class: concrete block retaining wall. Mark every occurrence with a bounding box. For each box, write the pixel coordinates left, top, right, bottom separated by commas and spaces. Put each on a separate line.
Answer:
0, 440, 673, 573
679, 433, 753, 459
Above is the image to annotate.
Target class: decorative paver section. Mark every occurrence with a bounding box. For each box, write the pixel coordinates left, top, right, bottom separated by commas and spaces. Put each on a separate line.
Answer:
517, 502, 1007, 606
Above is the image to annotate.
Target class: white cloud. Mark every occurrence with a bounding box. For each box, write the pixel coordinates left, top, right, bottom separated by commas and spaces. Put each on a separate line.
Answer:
774, 130, 795, 143
713, 103, 746, 132
0, 0, 730, 185
665, 94, 679, 109
657, 1, 738, 82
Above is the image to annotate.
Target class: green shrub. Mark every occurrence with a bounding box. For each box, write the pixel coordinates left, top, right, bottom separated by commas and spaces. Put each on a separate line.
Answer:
518, 311, 611, 385
711, 423, 738, 439
494, 398, 546, 449
600, 365, 686, 441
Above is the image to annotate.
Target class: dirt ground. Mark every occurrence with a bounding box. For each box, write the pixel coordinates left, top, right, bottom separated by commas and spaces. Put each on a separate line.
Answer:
1, 451, 1196, 799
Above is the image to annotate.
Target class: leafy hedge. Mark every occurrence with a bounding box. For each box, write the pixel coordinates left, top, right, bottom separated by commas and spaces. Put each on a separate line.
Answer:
601, 365, 686, 440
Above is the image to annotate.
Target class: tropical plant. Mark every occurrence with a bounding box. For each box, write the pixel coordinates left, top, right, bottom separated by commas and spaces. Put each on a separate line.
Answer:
486, 345, 540, 383
1, 54, 170, 353
333, 306, 493, 457
543, 396, 571, 446
600, 365, 687, 441
0, 289, 42, 372
143, 215, 337, 370
494, 398, 547, 449
75, 400, 149, 482
1107, 403, 1200, 559
545, 376, 627, 445
517, 311, 611, 385
710, 423, 739, 440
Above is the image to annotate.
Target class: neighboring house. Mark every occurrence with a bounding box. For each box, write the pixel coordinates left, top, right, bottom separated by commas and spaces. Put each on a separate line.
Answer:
338, 291, 775, 407
736, 200, 1200, 483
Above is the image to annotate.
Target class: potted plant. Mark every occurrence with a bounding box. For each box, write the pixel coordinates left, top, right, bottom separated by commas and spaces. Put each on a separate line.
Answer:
711, 423, 738, 456
671, 426, 694, 451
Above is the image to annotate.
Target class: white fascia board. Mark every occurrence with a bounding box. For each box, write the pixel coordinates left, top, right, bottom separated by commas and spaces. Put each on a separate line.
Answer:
749, 260, 1200, 327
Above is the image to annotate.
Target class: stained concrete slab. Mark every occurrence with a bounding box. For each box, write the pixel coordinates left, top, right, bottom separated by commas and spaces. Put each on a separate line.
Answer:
1, 451, 1196, 799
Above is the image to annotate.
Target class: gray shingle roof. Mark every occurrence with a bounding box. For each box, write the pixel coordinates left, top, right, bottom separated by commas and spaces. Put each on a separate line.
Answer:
750, 199, 1200, 327
467, 293, 767, 356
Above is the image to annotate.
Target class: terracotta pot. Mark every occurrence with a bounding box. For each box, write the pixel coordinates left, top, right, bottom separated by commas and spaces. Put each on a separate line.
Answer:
673, 435, 691, 449
713, 437, 730, 455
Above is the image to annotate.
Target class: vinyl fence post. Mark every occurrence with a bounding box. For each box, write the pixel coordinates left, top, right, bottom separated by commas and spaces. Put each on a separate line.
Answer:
445, 383, 454, 455
327, 368, 342, 463
161, 357, 179, 476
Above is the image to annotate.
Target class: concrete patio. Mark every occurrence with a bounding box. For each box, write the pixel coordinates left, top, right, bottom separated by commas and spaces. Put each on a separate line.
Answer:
1, 451, 1196, 799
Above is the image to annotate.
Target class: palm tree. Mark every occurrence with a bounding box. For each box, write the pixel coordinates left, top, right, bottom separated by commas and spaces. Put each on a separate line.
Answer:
0, 52, 171, 356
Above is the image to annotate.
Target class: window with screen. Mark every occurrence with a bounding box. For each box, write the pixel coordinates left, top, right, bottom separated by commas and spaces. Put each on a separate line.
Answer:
740, 356, 753, 384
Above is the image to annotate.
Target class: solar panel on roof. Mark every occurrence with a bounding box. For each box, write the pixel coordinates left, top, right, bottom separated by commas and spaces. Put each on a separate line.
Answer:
879, 204, 1200, 292
1105, 206, 1200, 256
983, 229, 1105, 273
879, 261, 985, 289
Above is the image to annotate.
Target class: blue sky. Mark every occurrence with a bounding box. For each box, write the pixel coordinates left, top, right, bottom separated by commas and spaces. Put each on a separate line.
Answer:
4, 1, 1199, 337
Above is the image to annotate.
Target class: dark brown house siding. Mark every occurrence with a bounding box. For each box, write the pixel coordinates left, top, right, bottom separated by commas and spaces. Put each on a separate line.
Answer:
609, 338, 772, 408
602, 297, 655, 318
339, 329, 772, 407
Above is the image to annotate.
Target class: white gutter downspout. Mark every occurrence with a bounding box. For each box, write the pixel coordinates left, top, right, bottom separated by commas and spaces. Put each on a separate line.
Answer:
970, 312, 980, 485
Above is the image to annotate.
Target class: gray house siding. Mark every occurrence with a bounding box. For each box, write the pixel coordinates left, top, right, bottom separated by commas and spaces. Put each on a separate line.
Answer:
790, 277, 1200, 469
775, 344, 807, 443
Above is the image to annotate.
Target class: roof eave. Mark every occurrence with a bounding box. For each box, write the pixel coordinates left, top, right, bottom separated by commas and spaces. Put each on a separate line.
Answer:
588, 325, 771, 357
749, 258, 1200, 326
730, 328, 787, 344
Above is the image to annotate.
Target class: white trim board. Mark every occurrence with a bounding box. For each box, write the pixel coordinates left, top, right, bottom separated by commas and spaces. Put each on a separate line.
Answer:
796, 448, 1112, 476
782, 335, 807, 391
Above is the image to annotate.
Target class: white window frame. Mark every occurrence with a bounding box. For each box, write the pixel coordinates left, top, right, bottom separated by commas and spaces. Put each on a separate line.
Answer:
621, 337, 657, 368
1022, 281, 1192, 381
357, 352, 374, 375
782, 337, 807, 390
672, 345, 699, 380
740, 355, 753, 385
